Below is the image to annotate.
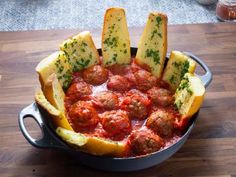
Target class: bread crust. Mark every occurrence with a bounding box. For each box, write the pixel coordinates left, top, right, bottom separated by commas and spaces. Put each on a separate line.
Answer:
43, 74, 73, 130
56, 127, 126, 156
35, 90, 61, 116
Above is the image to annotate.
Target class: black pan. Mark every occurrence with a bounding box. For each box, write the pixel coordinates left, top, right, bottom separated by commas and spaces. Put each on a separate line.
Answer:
18, 48, 212, 171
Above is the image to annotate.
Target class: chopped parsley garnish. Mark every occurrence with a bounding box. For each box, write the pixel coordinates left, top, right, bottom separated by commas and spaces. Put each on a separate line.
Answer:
81, 41, 87, 47
177, 80, 189, 91
64, 43, 68, 49
73, 38, 77, 44
151, 29, 157, 40
180, 61, 190, 79
58, 66, 64, 74
174, 100, 183, 110
173, 61, 181, 68
64, 51, 69, 58
151, 30, 162, 40
145, 49, 160, 65
187, 88, 193, 95
55, 58, 72, 90
177, 77, 192, 95
169, 75, 176, 84
105, 61, 112, 65
55, 59, 62, 71
111, 24, 115, 30
61, 71, 72, 90
71, 49, 76, 55
156, 16, 162, 28
103, 37, 118, 48
74, 59, 90, 71
80, 48, 85, 52
84, 59, 90, 66
112, 53, 118, 62
108, 24, 115, 34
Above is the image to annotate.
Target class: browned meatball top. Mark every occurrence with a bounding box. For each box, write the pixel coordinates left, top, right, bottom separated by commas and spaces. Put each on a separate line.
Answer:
129, 129, 164, 156
146, 110, 175, 137
83, 65, 109, 85
147, 87, 173, 107
134, 70, 157, 92
93, 91, 119, 110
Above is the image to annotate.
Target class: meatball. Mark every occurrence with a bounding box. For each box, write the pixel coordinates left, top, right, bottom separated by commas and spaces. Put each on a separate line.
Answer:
134, 70, 157, 91
107, 75, 132, 92
129, 129, 164, 156
94, 91, 119, 110
83, 65, 108, 85
100, 110, 131, 140
146, 110, 175, 137
71, 72, 83, 83
66, 82, 92, 102
124, 72, 136, 86
68, 101, 99, 131
121, 91, 150, 120
147, 87, 173, 106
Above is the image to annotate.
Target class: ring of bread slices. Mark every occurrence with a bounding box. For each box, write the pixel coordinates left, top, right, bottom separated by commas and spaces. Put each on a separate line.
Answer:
35, 8, 205, 157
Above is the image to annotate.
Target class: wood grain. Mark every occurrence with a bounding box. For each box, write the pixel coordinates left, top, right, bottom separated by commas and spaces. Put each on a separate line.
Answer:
0, 22, 236, 177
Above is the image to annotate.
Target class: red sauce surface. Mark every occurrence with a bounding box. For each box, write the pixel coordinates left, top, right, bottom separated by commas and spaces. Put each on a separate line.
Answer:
64, 60, 187, 157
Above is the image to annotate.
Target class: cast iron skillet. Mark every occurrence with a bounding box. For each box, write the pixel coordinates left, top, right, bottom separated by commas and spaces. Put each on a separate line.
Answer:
18, 48, 212, 172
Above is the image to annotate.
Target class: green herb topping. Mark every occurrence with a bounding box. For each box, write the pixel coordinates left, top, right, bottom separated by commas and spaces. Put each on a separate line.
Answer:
174, 100, 183, 110
103, 37, 118, 48
145, 49, 160, 65
81, 41, 87, 47
169, 75, 176, 84
177, 76, 193, 95
73, 59, 90, 71
112, 53, 117, 62
156, 16, 162, 28
180, 61, 190, 79
61, 71, 72, 90
64, 43, 68, 49
172, 61, 181, 69
151, 29, 157, 40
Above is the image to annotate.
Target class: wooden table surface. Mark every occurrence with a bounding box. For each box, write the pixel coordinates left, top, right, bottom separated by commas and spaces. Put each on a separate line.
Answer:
0, 23, 236, 177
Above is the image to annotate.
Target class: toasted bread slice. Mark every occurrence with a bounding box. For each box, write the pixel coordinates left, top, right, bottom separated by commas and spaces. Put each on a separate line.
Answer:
60, 31, 100, 72
102, 8, 131, 66
43, 74, 73, 130
174, 73, 205, 118
56, 127, 126, 156
135, 12, 167, 78
162, 51, 196, 91
35, 51, 72, 90
35, 90, 61, 116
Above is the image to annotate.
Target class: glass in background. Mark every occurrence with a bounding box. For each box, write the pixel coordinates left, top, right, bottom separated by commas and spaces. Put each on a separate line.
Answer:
216, 0, 236, 21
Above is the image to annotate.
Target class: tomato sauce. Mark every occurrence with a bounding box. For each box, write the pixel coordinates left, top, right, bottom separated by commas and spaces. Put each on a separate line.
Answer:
64, 59, 186, 157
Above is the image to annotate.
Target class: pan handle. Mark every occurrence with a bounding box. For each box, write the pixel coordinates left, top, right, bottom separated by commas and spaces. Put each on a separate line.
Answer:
183, 52, 212, 88
18, 103, 68, 150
